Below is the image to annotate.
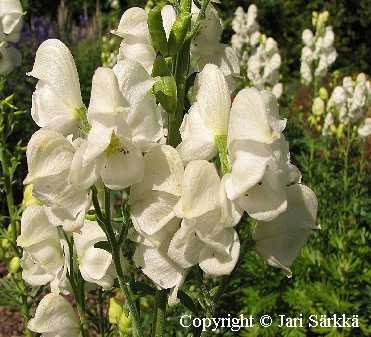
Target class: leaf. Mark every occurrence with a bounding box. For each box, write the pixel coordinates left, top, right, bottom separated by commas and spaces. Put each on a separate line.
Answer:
153, 76, 178, 114
130, 281, 156, 296
94, 241, 112, 253
148, 5, 168, 56
152, 54, 172, 77
178, 290, 202, 314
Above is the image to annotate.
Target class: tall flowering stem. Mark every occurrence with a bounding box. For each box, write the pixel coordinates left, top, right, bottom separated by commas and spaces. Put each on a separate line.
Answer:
91, 187, 144, 337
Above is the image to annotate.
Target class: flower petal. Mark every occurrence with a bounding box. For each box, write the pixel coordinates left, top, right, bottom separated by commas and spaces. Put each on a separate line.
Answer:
253, 184, 318, 272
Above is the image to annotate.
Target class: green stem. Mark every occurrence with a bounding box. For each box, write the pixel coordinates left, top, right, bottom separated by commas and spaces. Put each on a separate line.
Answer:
98, 288, 106, 337
92, 187, 144, 337
152, 289, 167, 337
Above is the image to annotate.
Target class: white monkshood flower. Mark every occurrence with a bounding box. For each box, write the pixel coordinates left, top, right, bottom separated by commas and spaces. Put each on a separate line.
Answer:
191, 3, 240, 87
17, 205, 67, 289
225, 88, 302, 221
28, 39, 84, 136
0, 0, 24, 43
70, 64, 162, 190
73, 220, 116, 289
169, 160, 241, 276
177, 64, 231, 163
300, 14, 337, 86
28, 293, 81, 337
253, 184, 318, 275
24, 129, 90, 219
112, 6, 176, 73
0, 41, 21, 75
358, 118, 371, 138
130, 145, 183, 245
322, 112, 334, 136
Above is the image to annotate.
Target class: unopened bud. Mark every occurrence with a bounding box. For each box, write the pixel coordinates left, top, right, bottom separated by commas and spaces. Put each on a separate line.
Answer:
312, 97, 325, 116
9, 256, 20, 273
108, 297, 123, 324
319, 87, 329, 100
118, 312, 132, 333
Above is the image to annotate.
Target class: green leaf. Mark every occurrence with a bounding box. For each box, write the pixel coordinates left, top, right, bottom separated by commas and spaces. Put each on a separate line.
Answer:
153, 76, 177, 114
168, 13, 191, 56
147, 5, 168, 56
178, 290, 202, 314
152, 54, 172, 77
94, 241, 112, 253
130, 281, 156, 296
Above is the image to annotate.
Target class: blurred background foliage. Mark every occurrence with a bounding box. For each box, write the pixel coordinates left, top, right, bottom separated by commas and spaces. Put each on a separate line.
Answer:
1, 1, 370, 336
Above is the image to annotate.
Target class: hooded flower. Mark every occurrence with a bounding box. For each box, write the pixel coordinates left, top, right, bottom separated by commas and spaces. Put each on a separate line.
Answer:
253, 184, 318, 274
0, 0, 24, 43
17, 205, 67, 289
177, 64, 231, 163
28, 293, 81, 337
70, 63, 162, 190
28, 39, 84, 136
112, 6, 176, 73
0, 41, 21, 75
191, 3, 240, 87
24, 129, 90, 219
73, 220, 116, 289
169, 160, 241, 276
224, 88, 300, 221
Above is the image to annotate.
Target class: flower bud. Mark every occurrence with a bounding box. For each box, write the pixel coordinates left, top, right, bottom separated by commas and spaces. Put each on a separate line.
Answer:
118, 312, 132, 333
1, 238, 10, 249
312, 97, 325, 116
319, 87, 329, 100
9, 256, 21, 273
312, 11, 318, 27
108, 297, 123, 324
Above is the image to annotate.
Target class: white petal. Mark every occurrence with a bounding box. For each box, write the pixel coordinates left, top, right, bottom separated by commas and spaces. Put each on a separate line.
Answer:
130, 145, 184, 199
28, 39, 82, 115
161, 5, 176, 39
253, 184, 318, 271
88, 67, 127, 121
17, 205, 59, 248
28, 293, 80, 333
134, 243, 185, 289
20, 252, 54, 286
130, 191, 179, 236
114, 59, 156, 106
25, 129, 74, 185
199, 230, 240, 276
113, 7, 150, 40
194, 64, 231, 135
0, 0, 23, 42
168, 220, 204, 268
177, 104, 217, 163
101, 146, 144, 190
177, 160, 220, 219
238, 164, 288, 221
228, 88, 286, 146
225, 140, 272, 200
220, 176, 243, 227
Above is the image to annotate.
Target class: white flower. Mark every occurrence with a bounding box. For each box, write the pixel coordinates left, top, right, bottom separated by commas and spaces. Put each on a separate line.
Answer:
28, 39, 84, 136
225, 88, 298, 221
191, 3, 240, 88
0, 41, 21, 75
0, 0, 24, 43
70, 64, 162, 190
73, 220, 116, 289
358, 118, 371, 138
253, 184, 318, 274
177, 64, 231, 163
302, 29, 314, 47
322, 112, 334, 136
17, 206, 67, 289
112, 6, 175, 73
24, 129, 90, 219
28, 293, 81, 337
169, 160, 241, 275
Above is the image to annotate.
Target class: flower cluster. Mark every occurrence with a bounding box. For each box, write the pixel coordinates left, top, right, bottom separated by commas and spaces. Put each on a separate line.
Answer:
0, 0, 24, 75
231, 5, 283, 98
300, 11, 337, 87
321, 74, 371, 138
19, 2, 318, 334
